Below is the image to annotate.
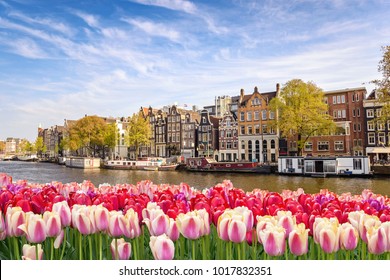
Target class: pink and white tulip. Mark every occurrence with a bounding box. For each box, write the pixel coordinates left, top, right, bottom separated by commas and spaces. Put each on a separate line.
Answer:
339, 223, 358, 251
52, 201, 71, 228
288, 223, 309, 256
313, 217, 341, 254
72, 205, 95, 235
149, 234, 175, 260
18, 213, 47, 243
277, 211, 296, 238
367, 225, 387, 255
0, 210, 6, 240
108, 210, 126, 238
110, 238, 132, 260
43, 211, 62, 237
5, 206, 26, 237
94, 205, 109, 232
177, 210, 209, 240
22, 244, 43, 260
258, 224, 286, 256
124, 208, 141, 239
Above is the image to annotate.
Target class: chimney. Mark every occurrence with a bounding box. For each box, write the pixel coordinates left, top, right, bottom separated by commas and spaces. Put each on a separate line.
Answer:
240, 88, 244, 102
276, 83, 280, 93
254, 86, 259, 93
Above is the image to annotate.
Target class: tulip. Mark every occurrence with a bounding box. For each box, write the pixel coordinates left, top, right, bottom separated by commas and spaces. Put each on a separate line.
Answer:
110, 238, 132, 260
277, 211, 296, 238
339, 223, 358, 251
72, 205, 95, 235
258, 224, 286, 256
18, 212, 47, 243
317, 220, 340, 254
108, 210, 126, 238
288, 223, 309, 256
0, 210, 6, 240
176, 210, 208, 240
52, 201, 71, 228
381, 221, 390, 251
22, 244, 43, 260
256, 216, 278, 243
232, 206, 254, 231
43, 211, 62, 237
5, 206, 26, 237
217, 214, 230, 241
167, 218, 180, 241
94, 204, 109, 232
227, 218, 247, 243
123, 208, 141, 239
367, 225, 387, 255
149, 234, 175, 260
144, 212, 170, 236
54, 229, 64, 249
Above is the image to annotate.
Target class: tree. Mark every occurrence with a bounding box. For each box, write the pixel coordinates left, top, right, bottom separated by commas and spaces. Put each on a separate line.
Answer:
125, 112, 151, 160
65, 115, 111, 157
270, 79, 335, 156
371, 46, 390, 125
0, 141, 6, 154
19, 139, 35, 154
34, 136, 46, 157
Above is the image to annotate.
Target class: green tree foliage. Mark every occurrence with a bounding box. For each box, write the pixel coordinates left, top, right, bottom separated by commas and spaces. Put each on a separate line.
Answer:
65, 115, 116, 157
34, 136, 46, 156
371, 46, 390, 125
270, 79, 335, 156
19, 139, 35, 154
125, 112, 151, 160
0, 141, 5, 153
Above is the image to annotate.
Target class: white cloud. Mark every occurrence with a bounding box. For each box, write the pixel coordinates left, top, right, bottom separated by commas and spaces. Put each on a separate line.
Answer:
129, 0, 197, 14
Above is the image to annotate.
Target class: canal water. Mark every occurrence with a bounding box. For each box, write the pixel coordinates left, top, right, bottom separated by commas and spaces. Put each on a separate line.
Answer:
0, 161, 389, 196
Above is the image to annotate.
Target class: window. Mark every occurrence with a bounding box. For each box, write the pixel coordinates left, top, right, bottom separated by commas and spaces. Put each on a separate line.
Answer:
240, 126, 245, 135
270, 127, 275, 134
254, 111, 259, 120
220, 130, 224, 137
226, 130, 232, 138
378, 132, 386, 145
366, 109, 374, 118
252, 97, 260, 105
352, 94, 355, 102
324, 160, 336, 173
355, 93, 359, 101
262, 110, 267, 120
221, 142, 225, 149
357, 108, 360, 117
358, 139, 362, 147
269, 111, 275, 119
353, 109, 356, 117
255, 125, 260, 134
304, 142, 313, 151
341, 95, 345, 103
262, 125, 267, 134
286, 158, 293, 169
353, 159, 362, 170
353, 123, 357, 132
333, 110, 337, 118
241, 141, 245, 149
333, 96, 337, 104
378, 122, 385, 131
247, 126, 252, 135
240, 112, 245, 121
368, 121, 375, 131
337, 96, 341, 104
305, 161, 314, 173
377, 109, 382, 117
318, 141, 329, 151
247, 112, 252, 121
368, 133, 375, 145
342, 110, 346, 118
334, 141, 344, 151
357, 123, 361, 131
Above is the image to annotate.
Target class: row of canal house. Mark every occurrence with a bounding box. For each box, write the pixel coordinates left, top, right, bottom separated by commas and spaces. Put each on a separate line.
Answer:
38, 84, 390, 165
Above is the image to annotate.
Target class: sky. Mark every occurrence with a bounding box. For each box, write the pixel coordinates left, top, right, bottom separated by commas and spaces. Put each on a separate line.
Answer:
0, 0, 389, 141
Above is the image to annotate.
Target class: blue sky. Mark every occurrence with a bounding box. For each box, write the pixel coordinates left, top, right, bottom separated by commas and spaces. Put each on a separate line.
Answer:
0, 0, 389, 141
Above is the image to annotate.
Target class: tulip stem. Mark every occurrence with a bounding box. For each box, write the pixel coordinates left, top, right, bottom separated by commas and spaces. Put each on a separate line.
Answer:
79, 233, 83, 260
50, 237, 54, 260
13, 237, 20, 260
60, 229, 66, 260
35, 243, 39, 260
132, 238, 138, 260
88, 235, 93, 260
99, 232, 103, 260
115, 238, 118, 260
191, 239, 196, 260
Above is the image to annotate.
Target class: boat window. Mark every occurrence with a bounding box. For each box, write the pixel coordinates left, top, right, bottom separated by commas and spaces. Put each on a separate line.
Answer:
298, 159, 304, 169
286, 158, 293, 169
353, 159, 362, 170
323, 160, 336, 173
305, 161, 314, 173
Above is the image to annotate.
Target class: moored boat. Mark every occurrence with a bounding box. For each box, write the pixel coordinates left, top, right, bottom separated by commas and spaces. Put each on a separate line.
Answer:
158, 164, 179, 171
65, 157, 101, 169
17, 154, 38, 162
103, 157, 163, 170
186, 157, 271, 173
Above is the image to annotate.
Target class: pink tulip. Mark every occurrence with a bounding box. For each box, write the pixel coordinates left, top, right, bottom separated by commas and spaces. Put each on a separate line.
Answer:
144, 212, 170, 236
54, 229, 64, 249
72, 206, 94, 235
0, 210, 6, 240
288, 223, 309, 256
110, 238, 132, 260
149, 234, 175, 260
349, 212, 380, 243
124, 208, 141, 239
277, 211, 296, 238
52, 201, 71, 228
228, 218, 247, 243
381, 222, 390, 251
318, 225, 340, 254
339, 223, 358, 251
367, 225, 387, 255
94, 205, 109, 232
142, 202, 163, 220
6, 206, 26, 237
231, 206, 254, 231
22, 244, 43, 260
167, 218, 180, 241
108, 210, 126, 238
18, 213, 47, 243
176, 210, 206, 240
259, 224, 286, 256
43, 211, 62, 237
217, 215, 230, 241
0, 173, 12, 187
256, 216, 278, 244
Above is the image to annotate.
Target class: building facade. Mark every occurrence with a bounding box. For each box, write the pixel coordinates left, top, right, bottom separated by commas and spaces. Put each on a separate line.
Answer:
197, 109, 220, 159
155, 110, 167, 158
218, 112, 238, 161
363, 90, 390, 163
181, 112, 198, 159
237, 86, 280, 163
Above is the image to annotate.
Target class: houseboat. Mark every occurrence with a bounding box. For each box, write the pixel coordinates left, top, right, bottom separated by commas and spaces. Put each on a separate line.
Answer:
278, 156, 372, 177
17, 154, 38, 162
158, 163, 179, 171
103, 157, 163, 170
65, 157, 101, 169
186, 157, 272, 173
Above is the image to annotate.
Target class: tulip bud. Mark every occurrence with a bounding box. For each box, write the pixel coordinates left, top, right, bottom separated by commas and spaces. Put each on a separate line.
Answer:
22, 244, 43, 260
339, 223, 358, 251
259, 224, 286, 257
288, 223, 309, 256
6, 206, 26, 237
52, 201, 71, 228
43, 211, 62, 237
110, 238, 132, 260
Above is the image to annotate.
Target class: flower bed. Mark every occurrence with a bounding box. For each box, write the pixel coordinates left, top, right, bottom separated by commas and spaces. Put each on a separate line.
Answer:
0, 173, 389, 260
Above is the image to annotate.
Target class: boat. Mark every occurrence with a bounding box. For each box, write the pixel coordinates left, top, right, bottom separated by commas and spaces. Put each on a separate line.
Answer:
58, 157, 67, 165
158, 164, 179, 171
17, 154, 38, 162
186, 157, 272, 173
3, 155, 17, 161
65, 157, 101, 169
144, 166, 159, 171
103, 157, 163, 170
278, 156, 373, 177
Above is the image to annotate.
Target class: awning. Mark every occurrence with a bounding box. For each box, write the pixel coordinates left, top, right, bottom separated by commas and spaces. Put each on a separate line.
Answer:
366, 147, 390, 154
